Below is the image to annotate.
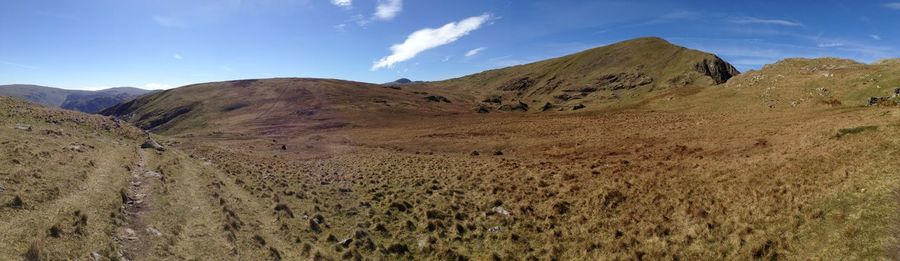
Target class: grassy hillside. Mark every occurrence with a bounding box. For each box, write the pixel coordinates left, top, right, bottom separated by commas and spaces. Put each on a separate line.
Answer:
413, 37, 739, 112
101, 78, 467, 136
0, 96, 144, 259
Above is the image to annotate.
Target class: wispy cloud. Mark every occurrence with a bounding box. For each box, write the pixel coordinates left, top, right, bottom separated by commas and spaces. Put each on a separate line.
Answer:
334, 23, 347, 32
728, 17, 804, 27
152, 15, 185, 27
0, 60, 38, 70
372, 13, 492, 70
173, 53, 183, 60
884, 3, 900, 9
817, 42, 845, 48
465, 47, 487, 57
331, 0, 352, 9
870, 34, 882, 40
374, 0, 402, 21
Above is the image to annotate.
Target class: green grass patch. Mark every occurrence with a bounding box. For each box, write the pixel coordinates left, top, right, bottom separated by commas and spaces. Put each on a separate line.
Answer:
836, 126, 879, 138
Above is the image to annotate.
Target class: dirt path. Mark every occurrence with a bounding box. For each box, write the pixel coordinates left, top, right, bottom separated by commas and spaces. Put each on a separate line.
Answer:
117, 147, 158, 261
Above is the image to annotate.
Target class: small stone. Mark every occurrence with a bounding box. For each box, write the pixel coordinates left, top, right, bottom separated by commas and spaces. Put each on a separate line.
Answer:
492, 206, 510, 216
470, 151, 480, 156
143, 171, 162, 178
124, 228, 136, 236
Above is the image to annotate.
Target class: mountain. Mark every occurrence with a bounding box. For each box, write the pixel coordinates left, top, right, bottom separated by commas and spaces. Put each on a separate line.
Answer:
382, 78, 425, 87
102, 38, 741, 135
415, 37, 739, 112
0, 84, 153, 113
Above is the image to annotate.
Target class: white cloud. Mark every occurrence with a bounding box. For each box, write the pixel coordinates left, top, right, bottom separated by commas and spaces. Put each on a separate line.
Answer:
374, 0, 402, 21
334, 23, 347, 32
331, 0, 352, 9
870, 34, 882, 40
729, 17, 804, 27
372, 13, 491, 70
144, 83, 174, 89
173, 53, 183, 60
152, 15, 185, 27
884, 3, 900, 9
465, 47, 487, 57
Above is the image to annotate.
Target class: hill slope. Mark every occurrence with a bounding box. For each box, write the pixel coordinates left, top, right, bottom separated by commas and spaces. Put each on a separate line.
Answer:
101, 78, 465, 136
414, 37, 739, 112
0, 85, 152, 113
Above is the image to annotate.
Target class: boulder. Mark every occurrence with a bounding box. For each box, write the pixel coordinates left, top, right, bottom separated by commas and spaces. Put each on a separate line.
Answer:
541, 102, 558, 112
141, 138, 166, 151
573, 104, 586, 110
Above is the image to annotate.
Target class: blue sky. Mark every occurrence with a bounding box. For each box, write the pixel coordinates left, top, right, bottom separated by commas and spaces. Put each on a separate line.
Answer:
1, 0, 899, 90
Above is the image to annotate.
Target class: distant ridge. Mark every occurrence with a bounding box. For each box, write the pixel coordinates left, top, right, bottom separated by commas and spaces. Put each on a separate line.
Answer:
0, 84, 153, 113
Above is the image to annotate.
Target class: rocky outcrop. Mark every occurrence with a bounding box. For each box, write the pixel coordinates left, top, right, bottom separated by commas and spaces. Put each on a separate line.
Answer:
694, 57, 740, 84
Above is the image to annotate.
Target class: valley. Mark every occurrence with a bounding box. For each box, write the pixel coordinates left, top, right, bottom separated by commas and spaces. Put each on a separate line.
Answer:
2, 38, 900, 260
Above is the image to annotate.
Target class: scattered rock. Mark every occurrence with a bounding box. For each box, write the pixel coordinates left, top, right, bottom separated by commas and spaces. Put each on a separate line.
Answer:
424, 95, 451, 103
474, 104, 491, 113
13, 124, 32, 131
0, 183, 5, 194
281, 145, 287, 150
487, 226, 503, 233
493, 150, 504, 156
141, 138, 166, 151
867, 96, 896, 106
338, 238, 353, 247
573, 104, 586, 110
470, 150, 480, 156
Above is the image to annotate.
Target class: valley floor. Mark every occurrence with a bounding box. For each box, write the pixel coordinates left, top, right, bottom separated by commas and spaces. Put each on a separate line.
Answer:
3, 100, 900, 259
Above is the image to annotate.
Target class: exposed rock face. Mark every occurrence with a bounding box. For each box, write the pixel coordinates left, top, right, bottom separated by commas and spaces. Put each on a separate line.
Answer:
695, 57, 740, 84
498, 102, 529, 112
424, 95, 451, 103
499, 77, 536, 92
